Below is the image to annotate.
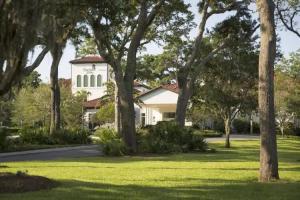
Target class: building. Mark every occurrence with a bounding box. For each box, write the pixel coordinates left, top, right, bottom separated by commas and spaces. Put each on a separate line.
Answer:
137, 84, 191, 126
70, 55, 111, 101
70, 55, 190, 127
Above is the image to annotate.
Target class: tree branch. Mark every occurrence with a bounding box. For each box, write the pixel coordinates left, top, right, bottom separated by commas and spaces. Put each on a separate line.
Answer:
207, 1, 244, 18
23, 46, 49, 76
277, 3, 300, 38
146, 0, 165, 26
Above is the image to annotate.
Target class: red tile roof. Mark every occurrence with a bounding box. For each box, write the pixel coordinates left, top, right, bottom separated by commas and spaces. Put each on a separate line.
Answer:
133, 81, 151, 89
83, 98, 102, 109
58, 78, 71, 88
70, 56, 106, 64
162, 83, 179, 93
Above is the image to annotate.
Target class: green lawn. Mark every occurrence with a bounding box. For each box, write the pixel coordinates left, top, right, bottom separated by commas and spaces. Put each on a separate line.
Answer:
1, 138, 300, 200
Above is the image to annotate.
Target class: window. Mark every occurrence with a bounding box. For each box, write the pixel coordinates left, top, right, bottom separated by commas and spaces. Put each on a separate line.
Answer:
92, 64, 96, 70
77, 75, 81, 87
90, 75, 95, 87
141, 113, 146, 127
83, 75, 88, 87
163, 112, 176, 121
97, 75, 102, 87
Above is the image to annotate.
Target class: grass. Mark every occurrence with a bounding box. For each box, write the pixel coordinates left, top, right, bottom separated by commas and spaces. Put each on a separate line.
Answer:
0, 138, 300, 200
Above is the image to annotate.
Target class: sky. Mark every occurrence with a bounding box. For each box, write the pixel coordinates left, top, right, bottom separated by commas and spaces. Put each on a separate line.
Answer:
33, 1, 300, 82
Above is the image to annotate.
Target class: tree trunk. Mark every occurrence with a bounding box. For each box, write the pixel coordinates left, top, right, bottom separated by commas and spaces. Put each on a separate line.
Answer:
50, 45, 63, 135
115, 74, 137, 153
250, 114, 253, 134
280, 126, 284, 138
175, 87, 191, 127
224, 118, 231, 148
176, 74, 193, 127
257, 0, 279, 181
114, 83, 121, 133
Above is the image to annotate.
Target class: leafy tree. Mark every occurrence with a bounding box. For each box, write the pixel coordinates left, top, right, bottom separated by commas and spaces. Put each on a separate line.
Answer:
191, 33, 258, 148
257, 0, 279, 182
39, 0, 86, 134
276, 49, 300, 78
12, 84, 51, 128
93, 102, 115, 125
287, 83, 300, 117
76, 37, 98, 57
18, 71, 42, 89
274, 71, 295, 137
88, 0, 192, 152
0, 0, 49, 95
12, 82, 87, 130
0, 70, 42, 126
0, 94, 12, 126
173, 0, 252, 127
136, 54, 178, 87
187, 105, 216, 130
61, 85, 87, 130
275, 49, 300, 136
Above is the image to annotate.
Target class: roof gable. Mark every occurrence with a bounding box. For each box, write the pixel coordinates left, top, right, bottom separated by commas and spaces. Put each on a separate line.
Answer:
138, 83, 178, 98
70, 56, 106, 64
138, 87, 178, 105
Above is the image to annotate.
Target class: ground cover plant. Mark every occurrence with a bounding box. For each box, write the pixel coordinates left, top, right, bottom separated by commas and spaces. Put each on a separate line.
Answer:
0, 138, 299, 200
0, 127, 92, 152
95, 122, 208, 156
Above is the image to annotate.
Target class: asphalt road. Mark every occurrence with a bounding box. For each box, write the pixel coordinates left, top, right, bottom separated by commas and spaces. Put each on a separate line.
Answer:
0, 135, 259, 162
0, 145, 102, 162
205, 134, 259, 142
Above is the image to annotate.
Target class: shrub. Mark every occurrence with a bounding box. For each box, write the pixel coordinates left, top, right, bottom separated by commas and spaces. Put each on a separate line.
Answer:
94, 128, 127, 156
233, 119, 250, 134
233, 119, 260, 134
138, 121, 207, 154
53, 129, 91, 144
0, 128, 8, 150
293, 128, 300, 136
192, 129, 223, 138
19, 127, 54, 145
252, 122, 260, 134
136, 128, 151, 153
189, 133, 208, 152
213, 119, 225, 133
19, 127, 91, 145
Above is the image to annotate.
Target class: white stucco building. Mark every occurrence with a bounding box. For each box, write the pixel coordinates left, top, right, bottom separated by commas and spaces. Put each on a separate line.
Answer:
70, 55, 191, 127
137, 84, 192, 126
70, 55, 111, 101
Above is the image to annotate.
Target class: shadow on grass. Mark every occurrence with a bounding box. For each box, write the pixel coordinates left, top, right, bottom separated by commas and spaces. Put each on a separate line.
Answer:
1, 179, 300, 200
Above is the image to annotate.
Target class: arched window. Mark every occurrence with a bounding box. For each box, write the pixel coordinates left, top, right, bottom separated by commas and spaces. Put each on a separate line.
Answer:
90, 75, 95, 87
76, 75, 81, 87
97, 75, 102, 87
83, 75, 88, 87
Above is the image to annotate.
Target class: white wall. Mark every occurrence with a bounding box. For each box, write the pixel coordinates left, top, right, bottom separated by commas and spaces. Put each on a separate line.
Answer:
139, 88, 178, 105
84, 108, 98, 122
71, 63, 110, 100
138, 105, 176, 126
137, 88, 193, 126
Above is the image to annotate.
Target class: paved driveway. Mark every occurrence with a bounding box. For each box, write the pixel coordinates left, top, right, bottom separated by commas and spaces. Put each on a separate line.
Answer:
0, 145, 102, 162
205, 134, 259, 142
0, 135, 259, 162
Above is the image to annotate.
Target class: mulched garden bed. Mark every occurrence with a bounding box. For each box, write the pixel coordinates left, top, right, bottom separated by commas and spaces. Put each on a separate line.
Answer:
0, 172, 57, 193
